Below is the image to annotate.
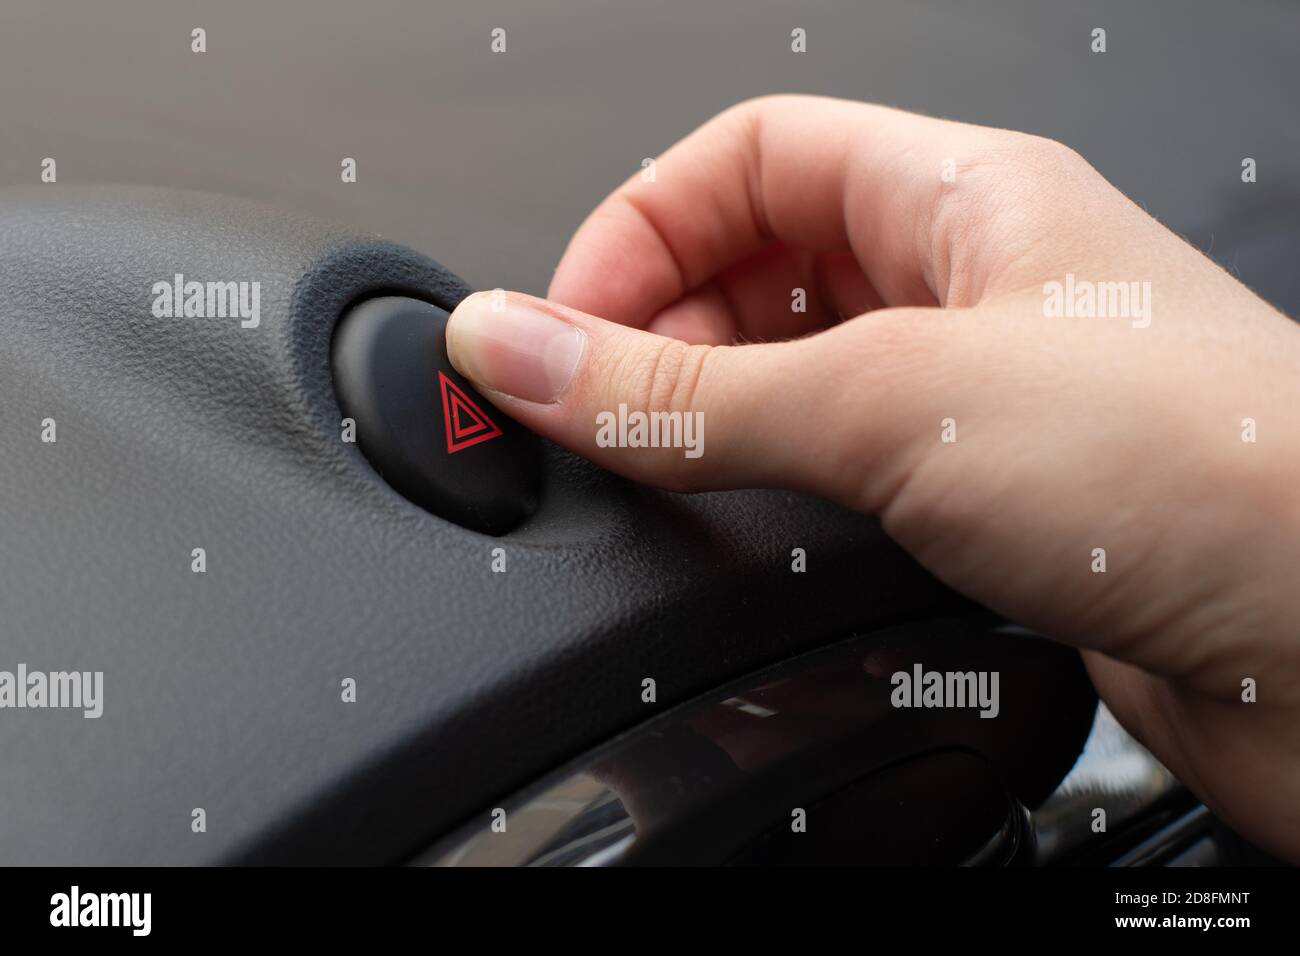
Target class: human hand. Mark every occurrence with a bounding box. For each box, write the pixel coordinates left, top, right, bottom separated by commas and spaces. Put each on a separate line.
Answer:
445, 95, 1300, 860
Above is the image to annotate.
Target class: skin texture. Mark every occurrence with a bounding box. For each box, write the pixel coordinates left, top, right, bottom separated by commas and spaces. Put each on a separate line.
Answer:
446, 95, 1300, 861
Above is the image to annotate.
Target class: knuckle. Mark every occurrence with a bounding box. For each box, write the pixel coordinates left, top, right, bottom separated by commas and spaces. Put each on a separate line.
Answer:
601, 337, 715, 493
816, 314, 953, 510
722, 93, 821, 136
1008, 131, 1081, 167
934, 131, 1101, 299
955, 130, 1092, 202
974, 130, 1082, 175
637, 338, 713, 415
730, 92, 799, 117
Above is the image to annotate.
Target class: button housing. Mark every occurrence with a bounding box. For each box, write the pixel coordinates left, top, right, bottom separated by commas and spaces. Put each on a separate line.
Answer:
332, 296, 540, 534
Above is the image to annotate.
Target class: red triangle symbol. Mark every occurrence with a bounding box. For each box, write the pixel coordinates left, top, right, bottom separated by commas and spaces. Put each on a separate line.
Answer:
438, 370, 504, 453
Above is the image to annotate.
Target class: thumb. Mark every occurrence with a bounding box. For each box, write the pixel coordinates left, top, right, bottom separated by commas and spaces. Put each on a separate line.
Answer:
444, 290, 893, 502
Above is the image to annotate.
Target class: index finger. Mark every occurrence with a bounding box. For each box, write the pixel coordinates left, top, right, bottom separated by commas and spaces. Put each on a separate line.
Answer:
546, 94, 997, 330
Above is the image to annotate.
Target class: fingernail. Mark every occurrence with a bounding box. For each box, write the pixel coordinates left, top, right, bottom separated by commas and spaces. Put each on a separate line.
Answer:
446, 292, 586, 403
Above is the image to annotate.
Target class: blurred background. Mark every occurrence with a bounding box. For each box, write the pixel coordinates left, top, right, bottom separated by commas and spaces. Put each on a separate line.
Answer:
2, 0, 1296, 314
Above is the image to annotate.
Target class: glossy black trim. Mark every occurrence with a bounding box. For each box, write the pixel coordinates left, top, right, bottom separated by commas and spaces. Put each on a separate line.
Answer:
414, 616, 1098, 866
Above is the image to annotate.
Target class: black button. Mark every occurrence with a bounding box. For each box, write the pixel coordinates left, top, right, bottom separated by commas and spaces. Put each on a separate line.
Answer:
332, 296, 540, 534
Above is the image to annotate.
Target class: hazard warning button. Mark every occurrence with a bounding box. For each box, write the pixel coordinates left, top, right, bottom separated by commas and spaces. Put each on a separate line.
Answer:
438, 371, 503, 454
332, 296, 540, 535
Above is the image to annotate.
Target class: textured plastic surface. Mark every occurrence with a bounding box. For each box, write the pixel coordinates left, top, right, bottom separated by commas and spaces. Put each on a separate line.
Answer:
0, 186, 973, 864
